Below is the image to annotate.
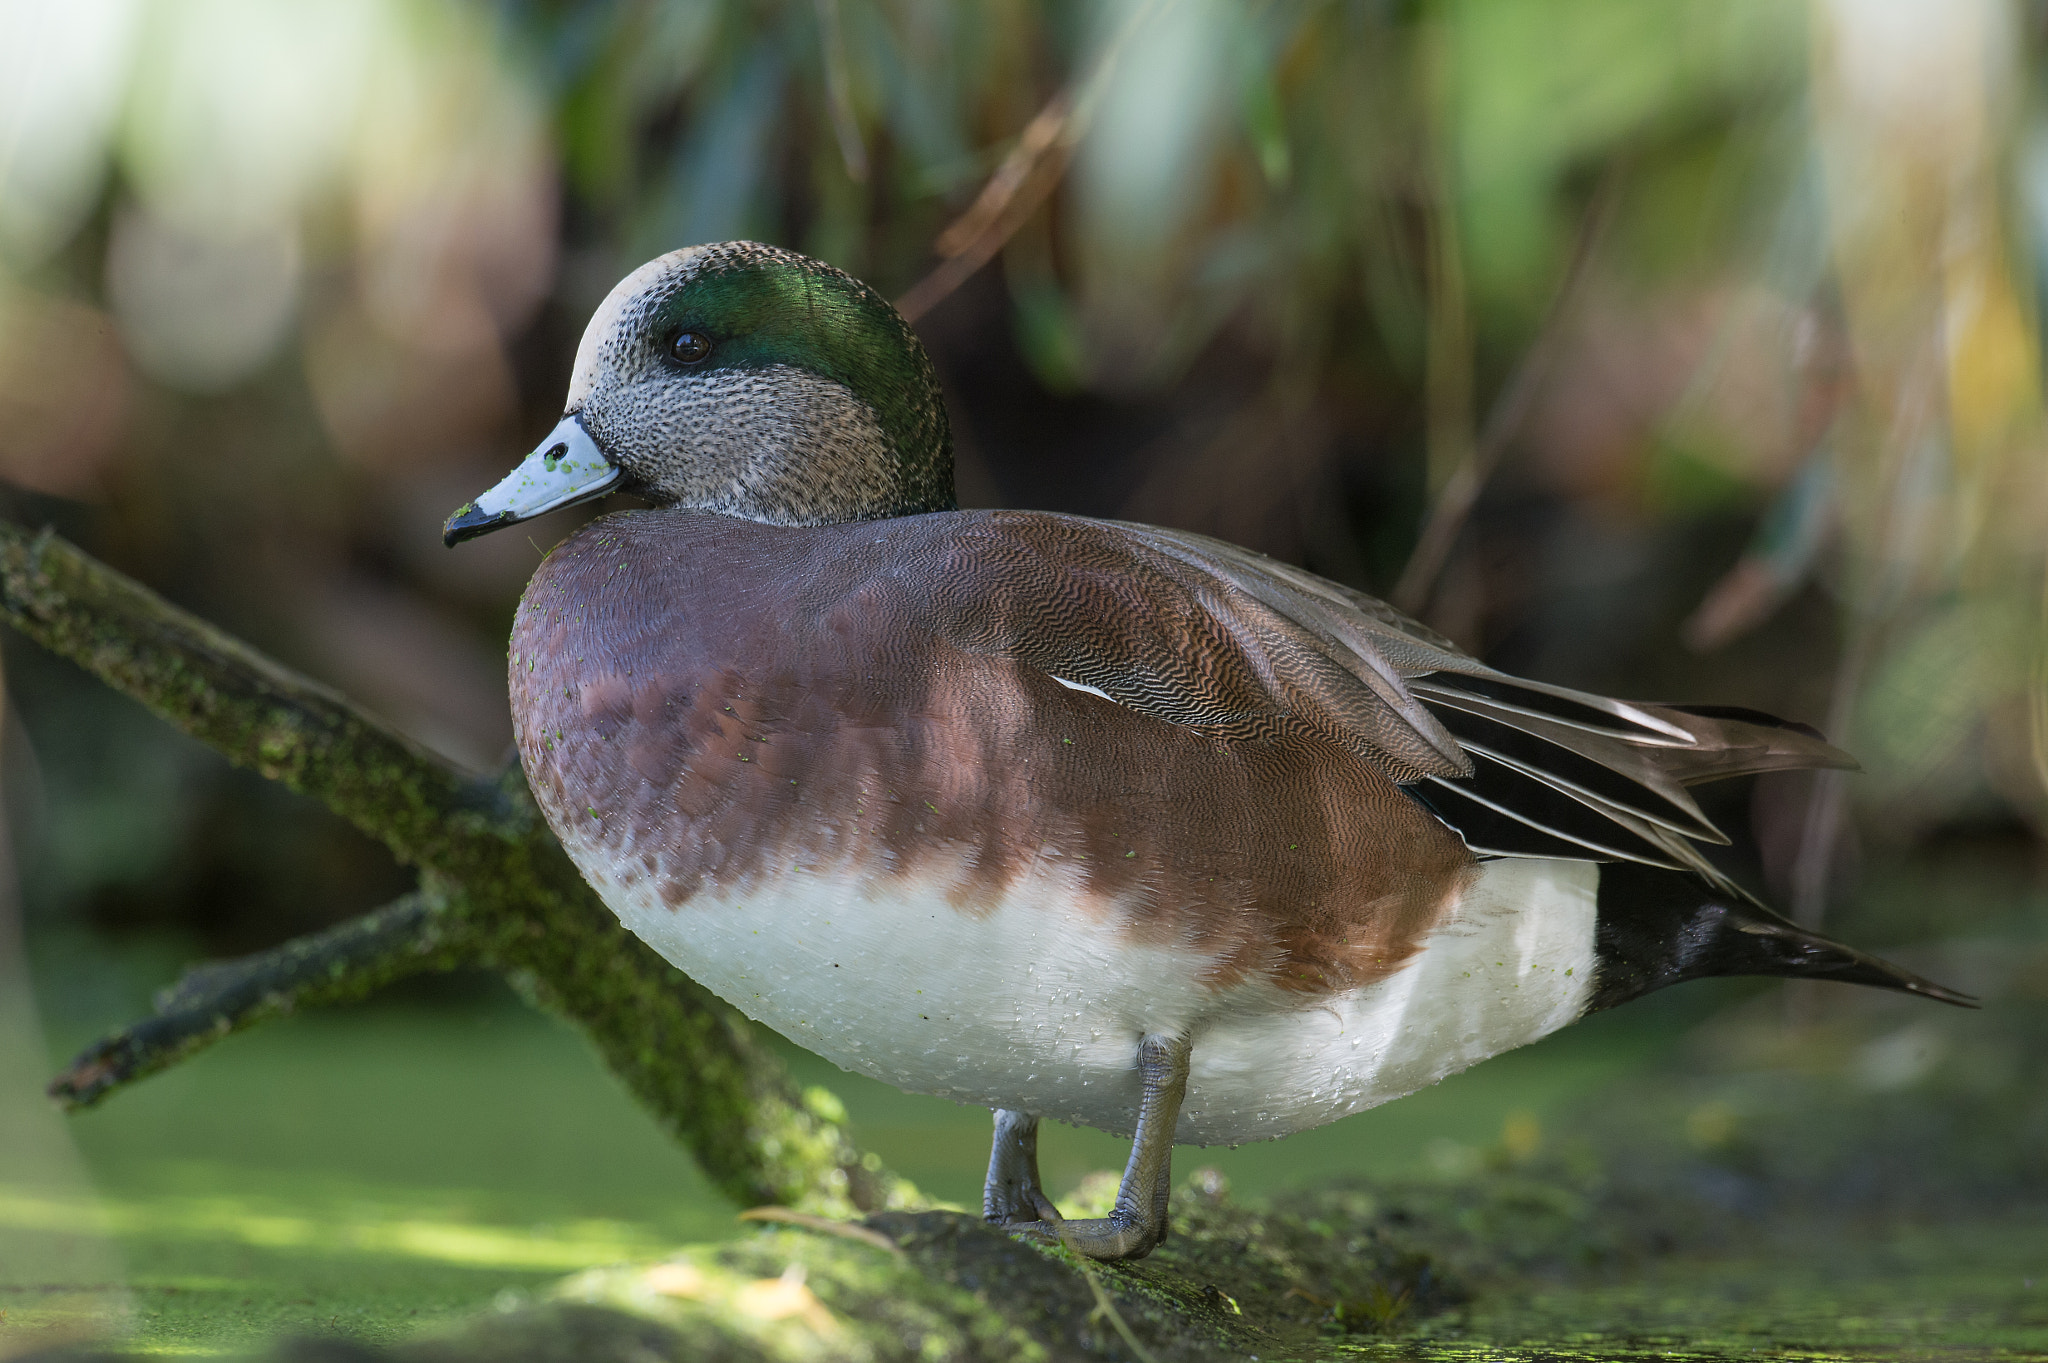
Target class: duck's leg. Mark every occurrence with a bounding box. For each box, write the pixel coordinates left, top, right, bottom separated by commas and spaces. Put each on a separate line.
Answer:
1013, 1030, 1192, 1262
983, 1108, 1061, 1225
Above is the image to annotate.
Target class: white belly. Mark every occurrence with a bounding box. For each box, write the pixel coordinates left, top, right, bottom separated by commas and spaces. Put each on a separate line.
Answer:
572, 848, 1598, 1146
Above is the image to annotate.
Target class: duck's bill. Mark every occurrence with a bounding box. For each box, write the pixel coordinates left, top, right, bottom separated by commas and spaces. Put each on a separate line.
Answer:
443, 415, 622, 547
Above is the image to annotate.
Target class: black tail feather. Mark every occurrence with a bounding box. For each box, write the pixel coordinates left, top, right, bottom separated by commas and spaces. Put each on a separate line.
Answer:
1588, 863, 1978, 1012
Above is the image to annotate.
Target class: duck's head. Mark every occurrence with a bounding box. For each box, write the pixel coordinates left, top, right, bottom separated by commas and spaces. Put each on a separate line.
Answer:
443, 241, 953, 546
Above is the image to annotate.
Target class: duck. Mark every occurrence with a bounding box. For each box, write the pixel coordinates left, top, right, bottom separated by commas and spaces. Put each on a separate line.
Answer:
444, 240, 1972, 1262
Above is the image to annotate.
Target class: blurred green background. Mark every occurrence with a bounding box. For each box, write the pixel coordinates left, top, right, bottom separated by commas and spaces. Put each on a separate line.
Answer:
1, 0, 2045, 1356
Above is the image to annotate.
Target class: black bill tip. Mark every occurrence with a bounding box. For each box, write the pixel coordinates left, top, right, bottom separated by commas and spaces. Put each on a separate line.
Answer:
444, 502, 514, 548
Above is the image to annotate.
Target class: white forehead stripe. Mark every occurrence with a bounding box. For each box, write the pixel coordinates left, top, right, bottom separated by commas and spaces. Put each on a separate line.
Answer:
566, 246, 721, 408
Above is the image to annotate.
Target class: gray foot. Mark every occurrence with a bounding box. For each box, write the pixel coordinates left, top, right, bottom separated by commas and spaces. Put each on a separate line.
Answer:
991, 1031, 1192, 1263
983, 1107, 1060, 1225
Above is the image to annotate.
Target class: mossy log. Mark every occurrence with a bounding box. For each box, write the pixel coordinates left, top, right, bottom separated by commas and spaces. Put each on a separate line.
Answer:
46, 1178, 1502, 1363
0, 521, 904, 1217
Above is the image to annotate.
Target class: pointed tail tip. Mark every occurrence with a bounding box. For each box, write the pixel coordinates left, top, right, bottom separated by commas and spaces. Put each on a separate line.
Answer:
1891, 973, 1980, 1010
1821, 945, 1978, 1009
1811, 737, 1862, 774
1770, 713, 1860, 771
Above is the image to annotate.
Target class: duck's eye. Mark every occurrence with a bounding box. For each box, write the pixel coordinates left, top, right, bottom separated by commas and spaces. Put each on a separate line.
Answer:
670, 331, 713, 364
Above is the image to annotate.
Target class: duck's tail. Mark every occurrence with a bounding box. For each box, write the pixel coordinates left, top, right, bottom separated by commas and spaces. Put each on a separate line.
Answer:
1586, 862, 1977, 1012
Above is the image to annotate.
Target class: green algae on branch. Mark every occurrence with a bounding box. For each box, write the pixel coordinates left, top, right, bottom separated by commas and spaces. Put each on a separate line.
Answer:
0, 523, 515, 875
0, 519, 908, 1219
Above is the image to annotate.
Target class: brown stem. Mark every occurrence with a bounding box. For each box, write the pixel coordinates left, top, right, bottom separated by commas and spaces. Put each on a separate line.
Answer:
894, 0, 1171, 323
896, 94, 1078, 324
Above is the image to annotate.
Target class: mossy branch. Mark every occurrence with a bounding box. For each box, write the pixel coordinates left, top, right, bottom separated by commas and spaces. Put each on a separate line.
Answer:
49, 890, 470, 1109
4, 521, 910, 1217
0, 523, 516, 874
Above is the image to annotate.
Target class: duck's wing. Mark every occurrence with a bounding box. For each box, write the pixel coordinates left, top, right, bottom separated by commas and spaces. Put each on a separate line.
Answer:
937, 513, 1475, 784
1099, 522, 1854, 897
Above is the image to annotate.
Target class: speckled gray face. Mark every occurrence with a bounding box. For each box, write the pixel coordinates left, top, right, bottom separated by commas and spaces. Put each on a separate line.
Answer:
443, 240, 954, 546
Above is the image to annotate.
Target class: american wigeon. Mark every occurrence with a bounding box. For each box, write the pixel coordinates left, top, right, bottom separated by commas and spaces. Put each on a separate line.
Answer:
446, 242, 1971, 1261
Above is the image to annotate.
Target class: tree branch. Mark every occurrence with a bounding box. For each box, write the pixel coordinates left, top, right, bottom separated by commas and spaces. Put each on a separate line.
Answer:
49, 890, 469, 1109
0, 523, 522, 874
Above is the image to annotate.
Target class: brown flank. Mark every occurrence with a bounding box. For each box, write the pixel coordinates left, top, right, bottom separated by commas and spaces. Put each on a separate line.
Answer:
511, 508, 1479, 996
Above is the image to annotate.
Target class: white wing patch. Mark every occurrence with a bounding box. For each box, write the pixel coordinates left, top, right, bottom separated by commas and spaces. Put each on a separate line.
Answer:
1050, 675, 1115, 703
